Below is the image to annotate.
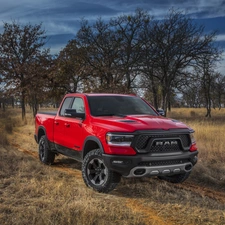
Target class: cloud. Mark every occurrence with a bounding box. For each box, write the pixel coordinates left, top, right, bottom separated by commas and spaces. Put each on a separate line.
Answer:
0, 1, 118, 22
91, 0, 225, 19
1, 0, 225, 61
0, 0, 120, 37
2, 0, 224, 24
216, 34, 225, 42
186, 0, 225, 18
217, 51, 225, 74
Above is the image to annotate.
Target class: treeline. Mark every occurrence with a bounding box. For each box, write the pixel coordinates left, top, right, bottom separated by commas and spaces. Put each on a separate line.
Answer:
0, 9, 224, 118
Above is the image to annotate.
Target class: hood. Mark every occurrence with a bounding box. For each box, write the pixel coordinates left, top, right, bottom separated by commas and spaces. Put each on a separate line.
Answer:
92, 115, 189, 132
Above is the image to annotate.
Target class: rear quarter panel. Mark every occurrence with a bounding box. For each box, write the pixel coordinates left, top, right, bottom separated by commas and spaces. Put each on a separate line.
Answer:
35, 112, 57, 142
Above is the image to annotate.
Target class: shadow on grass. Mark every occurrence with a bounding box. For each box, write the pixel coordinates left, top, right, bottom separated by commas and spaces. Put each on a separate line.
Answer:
53, 157, 82, 170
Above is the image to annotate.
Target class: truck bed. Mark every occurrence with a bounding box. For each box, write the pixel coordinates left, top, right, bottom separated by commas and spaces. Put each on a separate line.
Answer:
35, 111, 57, 143
38, 111, 57, 116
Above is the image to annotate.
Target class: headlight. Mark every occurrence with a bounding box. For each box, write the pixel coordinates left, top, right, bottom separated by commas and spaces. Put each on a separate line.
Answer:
190, 133, 196, 143
189, 132, 198, 152
106, 133, 134, 146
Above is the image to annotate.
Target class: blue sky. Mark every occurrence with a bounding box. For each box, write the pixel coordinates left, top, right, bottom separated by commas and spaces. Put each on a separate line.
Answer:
0, 0, 225, 72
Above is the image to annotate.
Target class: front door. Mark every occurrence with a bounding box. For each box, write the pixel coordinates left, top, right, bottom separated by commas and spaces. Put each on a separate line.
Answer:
63, 97, 85, 151
54, 97, 85, 153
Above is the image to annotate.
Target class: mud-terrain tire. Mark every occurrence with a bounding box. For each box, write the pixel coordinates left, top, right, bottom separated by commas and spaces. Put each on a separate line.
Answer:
82, 149, 121, 193
158, 171, 191, 183
39, 135, 55, 165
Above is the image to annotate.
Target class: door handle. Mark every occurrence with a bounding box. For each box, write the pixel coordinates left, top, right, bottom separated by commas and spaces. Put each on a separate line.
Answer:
65, 123, 70, 127
54, 121, 59, 125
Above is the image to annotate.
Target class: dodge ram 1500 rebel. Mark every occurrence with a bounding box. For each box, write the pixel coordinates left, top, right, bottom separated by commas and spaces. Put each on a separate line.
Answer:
34, 93, 198, 193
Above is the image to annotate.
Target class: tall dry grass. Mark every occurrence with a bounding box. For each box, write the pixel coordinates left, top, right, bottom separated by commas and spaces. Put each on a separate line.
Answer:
0, 107, 34, 146
168, 108, 225, 189
168, 108, 225, 163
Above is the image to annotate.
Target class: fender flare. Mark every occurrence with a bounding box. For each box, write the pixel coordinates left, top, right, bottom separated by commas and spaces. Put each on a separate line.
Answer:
37, 126, 47, 142
82, 136, 105, 159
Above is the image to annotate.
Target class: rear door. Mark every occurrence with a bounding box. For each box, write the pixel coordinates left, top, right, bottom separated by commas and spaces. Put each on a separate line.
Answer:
54, 97, 74, 147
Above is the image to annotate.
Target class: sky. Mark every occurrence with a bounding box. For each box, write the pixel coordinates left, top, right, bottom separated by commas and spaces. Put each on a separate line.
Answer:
0, 0, 225, 72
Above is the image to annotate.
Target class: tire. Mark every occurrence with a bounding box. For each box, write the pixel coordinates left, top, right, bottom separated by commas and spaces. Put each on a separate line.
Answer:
158, 171, 191, 183
39, 135, 55, 165
82, 149, 121, 193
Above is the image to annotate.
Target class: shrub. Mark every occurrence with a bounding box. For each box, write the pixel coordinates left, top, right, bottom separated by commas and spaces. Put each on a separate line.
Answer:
190, 110, 196, 117
5, 123, 13, 134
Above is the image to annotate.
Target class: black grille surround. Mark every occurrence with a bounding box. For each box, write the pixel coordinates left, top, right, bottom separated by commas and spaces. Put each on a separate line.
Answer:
138, 159, 190, 167
131, 130, 191, 154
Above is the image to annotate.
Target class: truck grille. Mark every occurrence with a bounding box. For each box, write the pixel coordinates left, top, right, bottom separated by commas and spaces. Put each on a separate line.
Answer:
134, 133, 190, 153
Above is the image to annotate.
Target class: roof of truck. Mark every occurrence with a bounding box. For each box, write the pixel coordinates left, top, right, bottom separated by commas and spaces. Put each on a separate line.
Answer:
65, 93, 137, 97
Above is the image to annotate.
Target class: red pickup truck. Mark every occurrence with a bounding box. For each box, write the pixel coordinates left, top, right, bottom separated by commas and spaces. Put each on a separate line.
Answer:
35, 93, 198, 193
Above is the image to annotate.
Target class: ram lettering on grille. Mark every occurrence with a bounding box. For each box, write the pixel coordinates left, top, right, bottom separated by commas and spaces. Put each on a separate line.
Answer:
155, 140, 178, 146
135, 134, 190, 153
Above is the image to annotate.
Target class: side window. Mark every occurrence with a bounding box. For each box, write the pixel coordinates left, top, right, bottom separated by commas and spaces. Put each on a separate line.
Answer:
59, 97, 73, 116
71, 98, 85, 113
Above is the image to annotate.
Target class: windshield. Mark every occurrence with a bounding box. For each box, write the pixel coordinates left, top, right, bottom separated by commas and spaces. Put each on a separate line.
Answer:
87, 95, 157, 116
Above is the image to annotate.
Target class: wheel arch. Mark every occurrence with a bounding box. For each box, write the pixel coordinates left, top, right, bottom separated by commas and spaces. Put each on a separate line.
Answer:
37, 126, 47, 143
82, 136, 104, 159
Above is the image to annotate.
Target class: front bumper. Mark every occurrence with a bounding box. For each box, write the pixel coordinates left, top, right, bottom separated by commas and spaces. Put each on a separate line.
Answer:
103, 151, 198, 177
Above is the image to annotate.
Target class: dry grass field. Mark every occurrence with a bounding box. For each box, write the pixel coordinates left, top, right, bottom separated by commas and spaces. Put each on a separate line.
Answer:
1, 107, 225, 225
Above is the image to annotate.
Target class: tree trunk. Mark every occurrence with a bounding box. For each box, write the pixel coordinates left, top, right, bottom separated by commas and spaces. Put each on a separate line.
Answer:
21, 91, 26, 120
205, 107, 211, 118
150, 76, 158, 110
32, 105, 38, 117
12, 97, 14, 108
218, 95, 221, 110
162, 89, 168, 117
126, 72, 131, 91
204, 75, 211, 118
205, 94, 211, 118
168, 100, 171, 112
32, 95, 38, 117
168, 90, 171, 112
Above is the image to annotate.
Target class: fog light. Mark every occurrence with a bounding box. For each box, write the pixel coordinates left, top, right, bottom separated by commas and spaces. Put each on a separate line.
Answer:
112, 160, 131, 165
112, 160, 124, 164
134, 169, 146, 175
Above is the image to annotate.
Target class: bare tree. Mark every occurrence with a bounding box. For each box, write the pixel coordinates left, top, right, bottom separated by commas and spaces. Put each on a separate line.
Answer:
76, 18, 124, 92
140, 9, 220, 115
196, 54, 221, 117
54, 40, 90, 93
0, 21, 48, 119
75, 10, 151, 93
110, 9, 151, 91
212, 73, 225, 109
26, 51, 54, 117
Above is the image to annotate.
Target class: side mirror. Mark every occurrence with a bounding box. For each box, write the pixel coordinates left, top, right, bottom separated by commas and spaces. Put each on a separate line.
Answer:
64, 109, 85, 119
157, 109, 165, 116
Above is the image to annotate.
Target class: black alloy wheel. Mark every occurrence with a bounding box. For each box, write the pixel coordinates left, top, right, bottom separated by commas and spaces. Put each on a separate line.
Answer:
87, 158, 108, 186
82, 149, 121, 193
38, 135, 55, 165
